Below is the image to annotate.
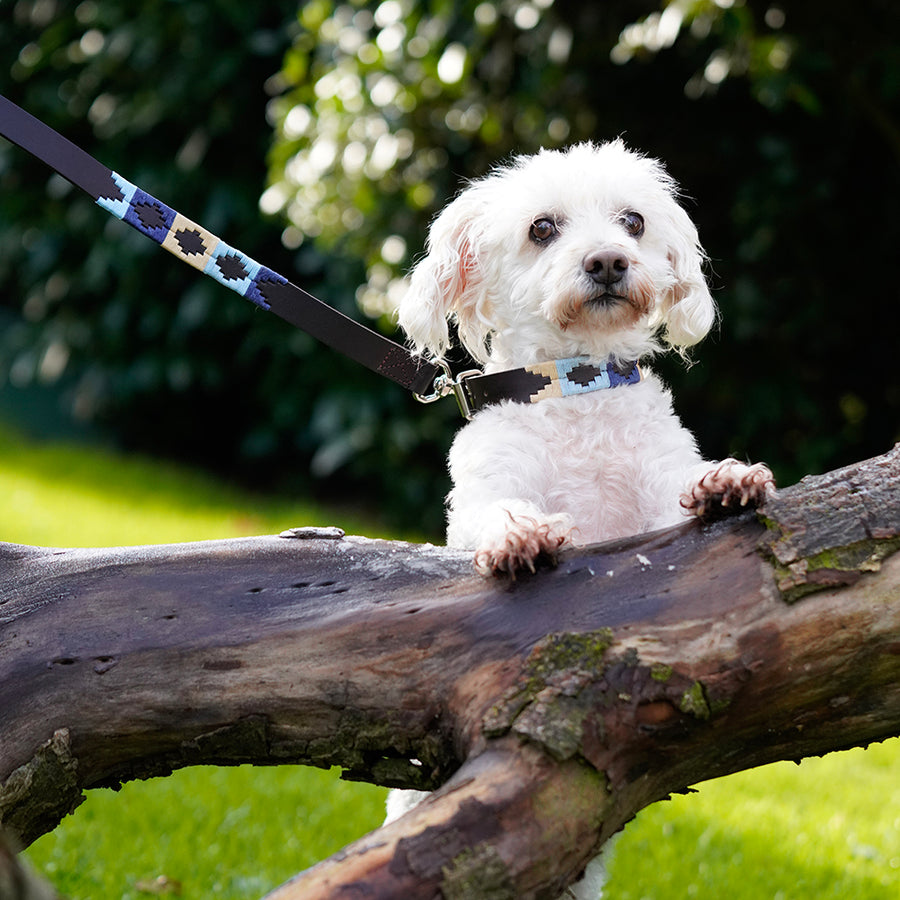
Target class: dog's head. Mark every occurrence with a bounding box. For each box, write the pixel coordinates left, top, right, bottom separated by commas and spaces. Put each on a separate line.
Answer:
398, 140, 715, 366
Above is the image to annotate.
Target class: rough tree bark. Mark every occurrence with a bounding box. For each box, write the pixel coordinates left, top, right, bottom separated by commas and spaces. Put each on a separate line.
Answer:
1, 446, 900, 899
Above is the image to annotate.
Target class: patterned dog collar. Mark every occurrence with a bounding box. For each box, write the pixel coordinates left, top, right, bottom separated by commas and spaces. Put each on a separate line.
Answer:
461, 356, 642, 414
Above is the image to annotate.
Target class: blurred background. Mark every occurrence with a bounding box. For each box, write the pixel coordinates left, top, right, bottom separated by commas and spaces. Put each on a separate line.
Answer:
4, 4, 900, 898
2, 0, 899, 538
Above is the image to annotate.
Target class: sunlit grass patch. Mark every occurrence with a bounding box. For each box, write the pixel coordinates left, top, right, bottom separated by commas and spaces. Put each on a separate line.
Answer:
607, 741, 900, 899
25, 766, 387, 900
0, 422, 379, 547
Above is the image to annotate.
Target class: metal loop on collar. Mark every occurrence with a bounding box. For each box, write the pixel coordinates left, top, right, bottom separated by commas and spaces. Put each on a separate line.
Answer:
413, 360, 482, 420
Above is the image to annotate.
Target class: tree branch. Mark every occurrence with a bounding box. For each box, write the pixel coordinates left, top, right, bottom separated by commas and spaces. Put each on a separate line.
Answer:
2, 446, 899, 897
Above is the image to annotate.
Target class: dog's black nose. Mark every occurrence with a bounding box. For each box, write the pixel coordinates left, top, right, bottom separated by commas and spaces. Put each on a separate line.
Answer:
583, 250, 629, 285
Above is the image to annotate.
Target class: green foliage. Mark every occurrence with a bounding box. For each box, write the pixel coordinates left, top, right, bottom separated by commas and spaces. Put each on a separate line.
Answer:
268, 0, 900, 489
266, 0, 652, 315
3, 0, 900, 533
0, 0, 452, 535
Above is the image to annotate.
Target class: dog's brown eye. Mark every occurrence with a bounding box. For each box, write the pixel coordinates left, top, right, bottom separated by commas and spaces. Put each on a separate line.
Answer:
529, 218, 558, 244
620, 211, 645, 237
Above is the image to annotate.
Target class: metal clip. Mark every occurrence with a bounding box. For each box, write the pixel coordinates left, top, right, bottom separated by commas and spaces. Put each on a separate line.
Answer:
413, 360, 481, 420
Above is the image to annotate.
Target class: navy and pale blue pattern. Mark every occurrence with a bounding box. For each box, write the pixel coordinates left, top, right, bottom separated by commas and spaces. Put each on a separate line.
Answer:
96, 171, 285, 310
524, 356, 642, 402
465, 355, 643, 412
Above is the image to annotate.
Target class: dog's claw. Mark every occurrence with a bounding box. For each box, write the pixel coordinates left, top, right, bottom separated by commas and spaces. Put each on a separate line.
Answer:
473, 513, 569, 578
682, 459, 775, 521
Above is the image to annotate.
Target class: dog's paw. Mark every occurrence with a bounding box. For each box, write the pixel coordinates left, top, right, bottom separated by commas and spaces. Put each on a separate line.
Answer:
473, 513, 570, 578
681, 459, 775, 520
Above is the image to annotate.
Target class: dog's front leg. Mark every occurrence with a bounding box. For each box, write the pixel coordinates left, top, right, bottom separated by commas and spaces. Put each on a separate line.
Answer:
446, 411, 576, 576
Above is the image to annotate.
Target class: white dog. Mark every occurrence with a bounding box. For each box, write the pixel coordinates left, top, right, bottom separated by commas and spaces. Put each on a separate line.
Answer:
388, 140, 774, 897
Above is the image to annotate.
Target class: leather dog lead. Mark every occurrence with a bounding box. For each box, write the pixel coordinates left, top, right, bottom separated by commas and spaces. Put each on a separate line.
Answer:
0, 94, 439, 396
0, 94, 642, 418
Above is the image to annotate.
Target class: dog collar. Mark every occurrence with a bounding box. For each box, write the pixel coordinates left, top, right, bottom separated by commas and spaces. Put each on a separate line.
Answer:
421, 356, 643, 419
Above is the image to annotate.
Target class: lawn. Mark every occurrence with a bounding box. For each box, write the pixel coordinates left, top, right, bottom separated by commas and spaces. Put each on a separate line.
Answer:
3, 422, 899, 898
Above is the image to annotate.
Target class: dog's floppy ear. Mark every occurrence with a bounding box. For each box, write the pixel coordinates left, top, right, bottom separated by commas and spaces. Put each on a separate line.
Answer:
658, 205, 717, 350
398, 188, 492, 363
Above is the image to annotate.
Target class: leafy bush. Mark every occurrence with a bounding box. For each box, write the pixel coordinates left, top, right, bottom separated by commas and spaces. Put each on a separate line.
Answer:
0, 0, 453, 533
3, 1, 899, 533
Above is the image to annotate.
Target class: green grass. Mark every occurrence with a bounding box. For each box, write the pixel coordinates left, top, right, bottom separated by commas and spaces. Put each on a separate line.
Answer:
607, 744, 900, 899
26, 767, 387, 900
0, 423, 389, 548
1, 421, 391, 898
4, 422, 900, 898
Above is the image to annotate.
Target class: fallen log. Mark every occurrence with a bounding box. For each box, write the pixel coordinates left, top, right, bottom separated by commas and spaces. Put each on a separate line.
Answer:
1, 446, 899, 898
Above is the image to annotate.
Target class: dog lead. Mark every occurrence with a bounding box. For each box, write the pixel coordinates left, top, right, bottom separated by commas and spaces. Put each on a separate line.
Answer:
0, 95, 640, 418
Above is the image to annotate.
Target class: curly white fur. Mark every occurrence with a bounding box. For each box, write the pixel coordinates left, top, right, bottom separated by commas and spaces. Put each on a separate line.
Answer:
391, 140, 774, 897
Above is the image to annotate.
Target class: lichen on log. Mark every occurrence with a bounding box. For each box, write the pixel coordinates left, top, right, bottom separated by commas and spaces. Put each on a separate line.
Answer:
759, 444, 900, 601
0, 730, 83, 850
